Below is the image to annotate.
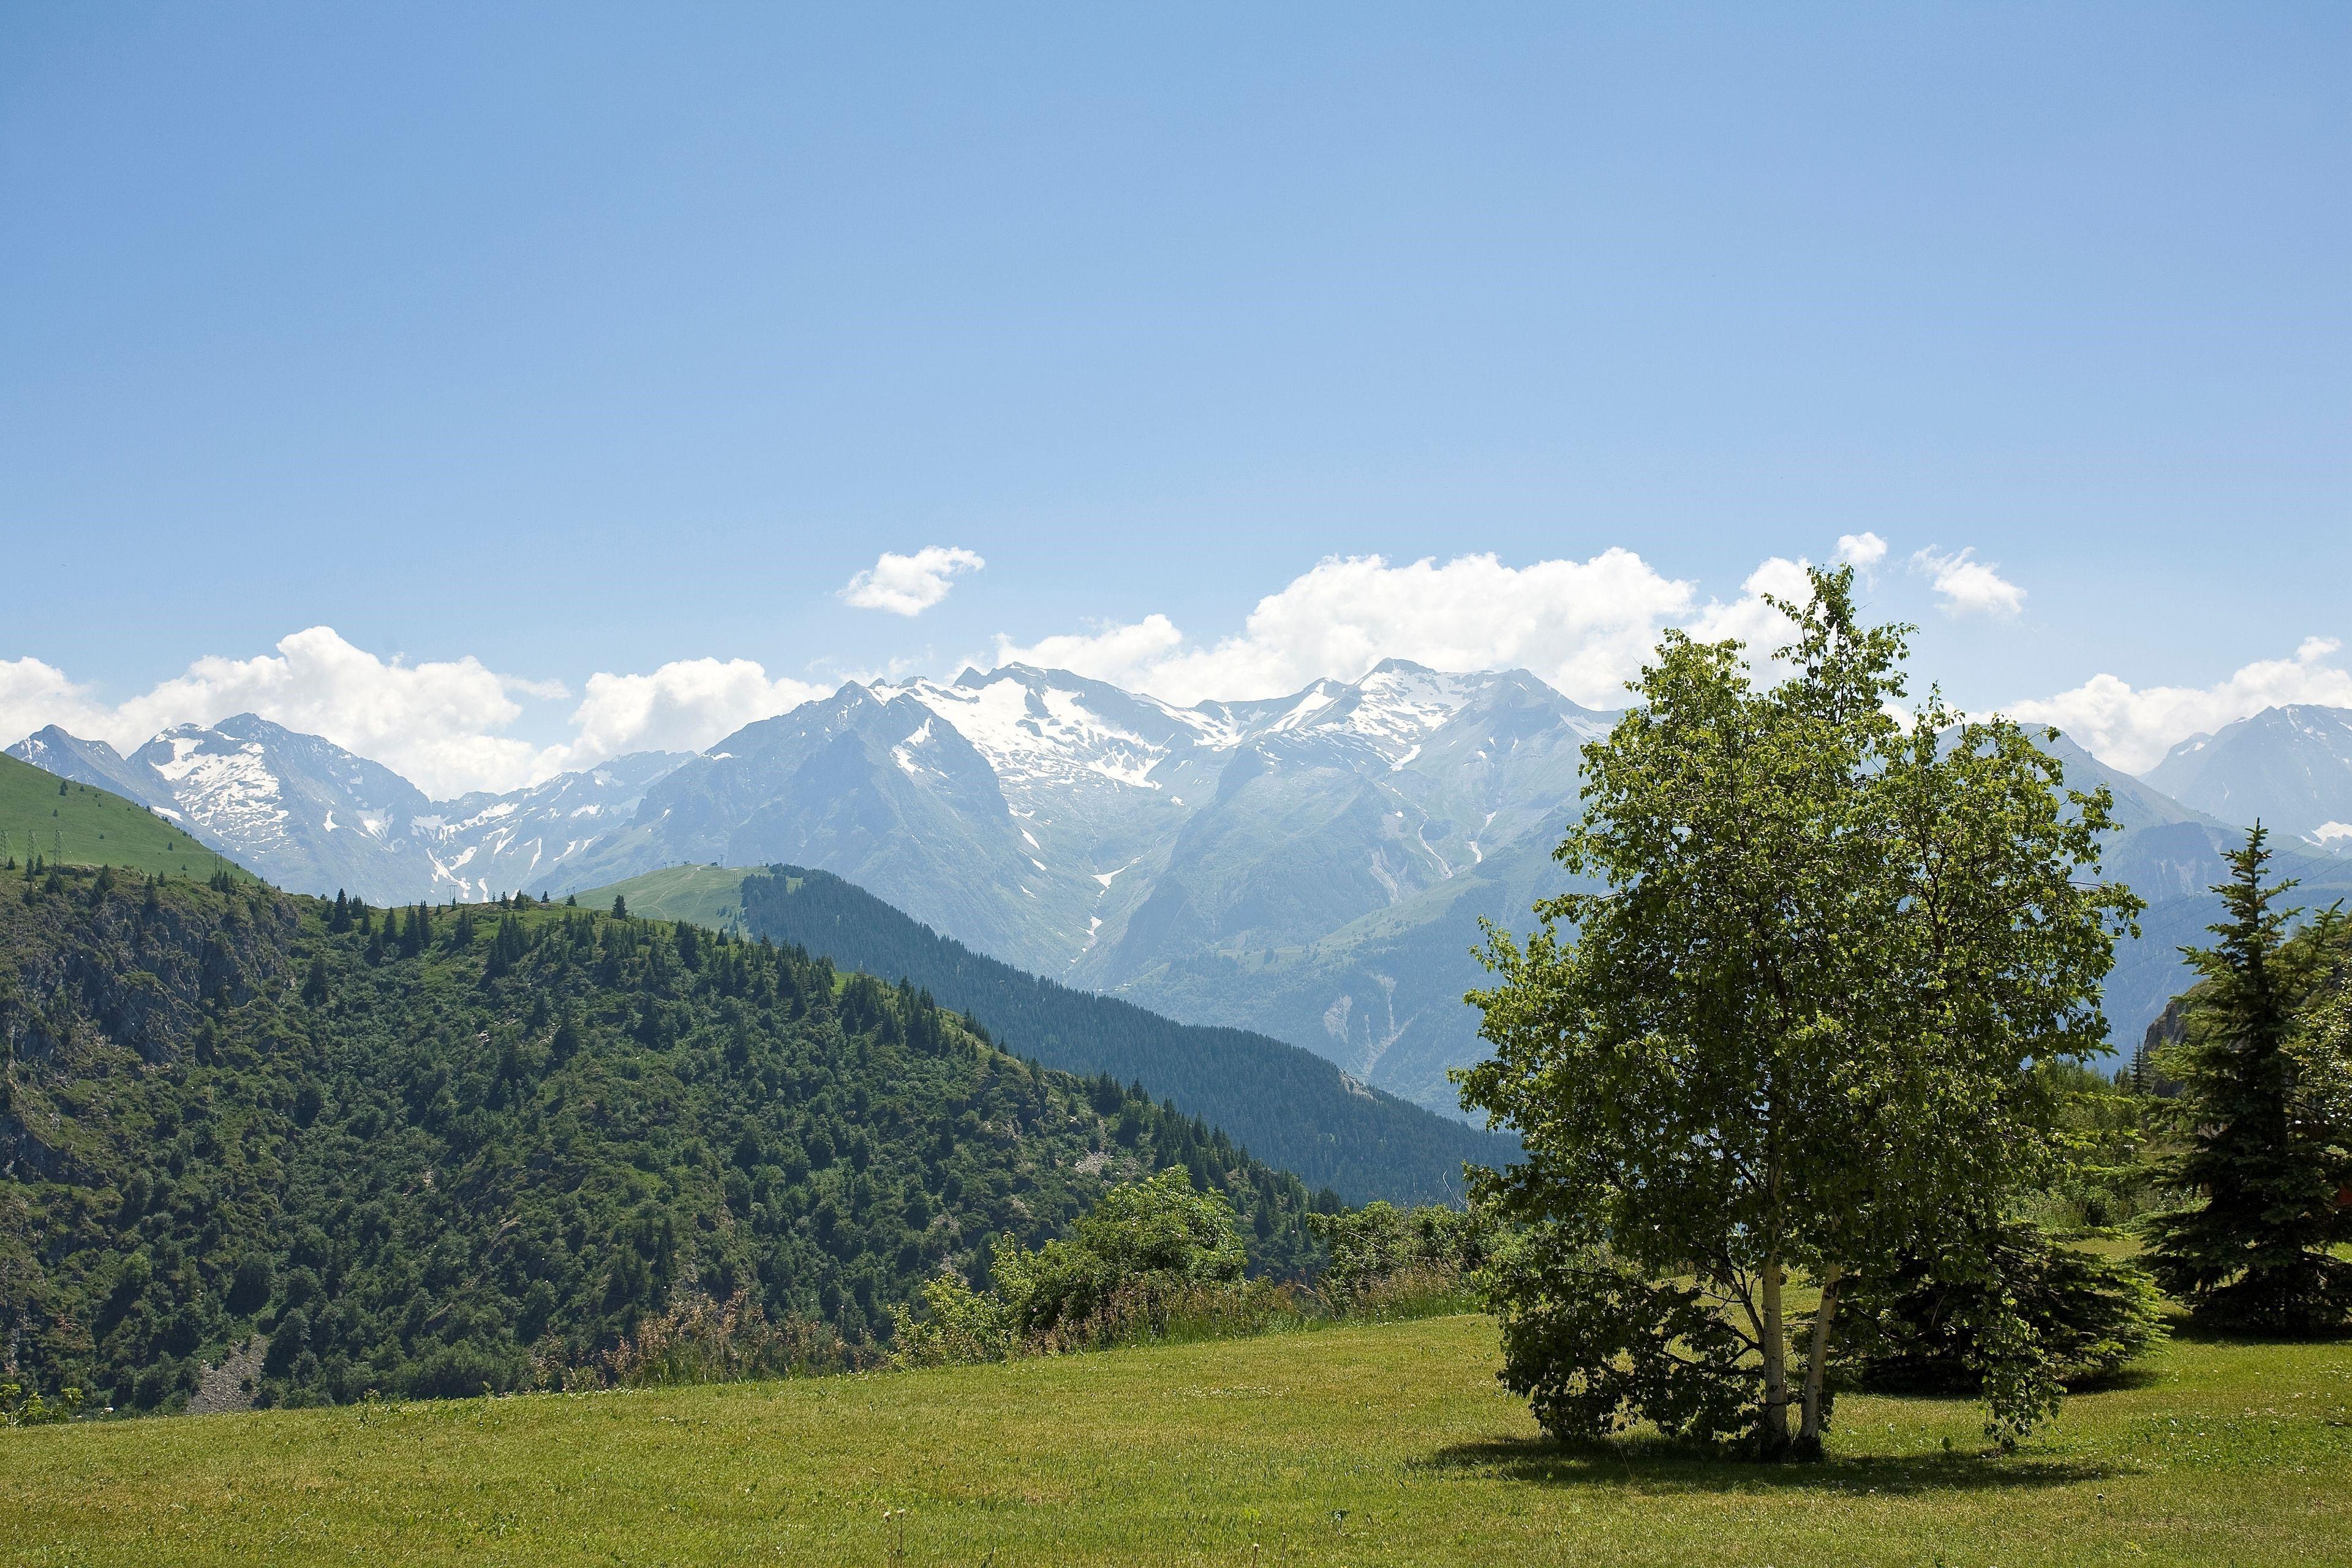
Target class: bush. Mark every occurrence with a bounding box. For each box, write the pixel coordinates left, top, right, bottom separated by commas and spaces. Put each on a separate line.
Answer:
601, 1289, 853, 1385
895, 1169, 1306, 1365
1479, 1224, 1764, 1447
1839, 1222, 2166, 1397
1, 1382, 85, 1426
1308, 1200, 1485, 1306
996, 1167, 1246, 1336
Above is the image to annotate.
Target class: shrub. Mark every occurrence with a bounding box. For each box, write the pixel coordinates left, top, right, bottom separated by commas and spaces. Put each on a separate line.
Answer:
1, 1382, 85, 1426
1308, 1200, 1485, 1305
601, 1289, 853, 1386
1479, 1224, 1763, 1446
997, 1167, 1246, 1336
1839, 1222, 2165, 1398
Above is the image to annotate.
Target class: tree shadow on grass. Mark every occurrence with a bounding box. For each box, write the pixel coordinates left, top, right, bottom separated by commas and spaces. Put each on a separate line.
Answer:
1409, 1437, 2122, 1496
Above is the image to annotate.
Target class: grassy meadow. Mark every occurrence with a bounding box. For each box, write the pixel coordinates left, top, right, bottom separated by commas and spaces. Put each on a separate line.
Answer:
7, 1313, 2348, 1567
579, 864, 753, 929
0, 754, 243, 881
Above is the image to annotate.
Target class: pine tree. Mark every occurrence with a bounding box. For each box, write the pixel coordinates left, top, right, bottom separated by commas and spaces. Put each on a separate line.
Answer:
611, 894, 628, 920
2143, 826, 2352, 1334
486, 915, 526, 979
301, 955, 330, 1007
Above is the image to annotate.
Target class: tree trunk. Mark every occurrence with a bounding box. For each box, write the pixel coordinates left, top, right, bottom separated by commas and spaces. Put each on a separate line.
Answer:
1758, 1254, 1789, 1458
1795, 1264, 1843, 1460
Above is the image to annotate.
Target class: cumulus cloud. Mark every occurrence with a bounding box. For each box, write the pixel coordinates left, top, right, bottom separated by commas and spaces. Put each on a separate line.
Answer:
566, 659, 829, 765
0, 656, 116, 751
840, 546, 985, 616
1834, 531, 1888, 571
990, 549, 1818, 709
1911, 546, 2025, 618
2012, 636, 2352, 775
0, 630, 834, 799
2, 628, 554, 798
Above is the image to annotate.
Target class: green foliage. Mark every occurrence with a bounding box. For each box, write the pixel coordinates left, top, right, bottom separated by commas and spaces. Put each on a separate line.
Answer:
996, 1167, 1246, 1337
1305, 1200, 1485, 1305
1, 1380, 83, 1426
1460, 567, 2140, 1456
2016, 1060, 2165, 1233
1839, 1224, 2165, 1415
726, 865, 1506, 1204
1479, 1223, 1762, 1445
896, 1168, 1251, 1363
895, 1166, 1428, 1365
2143, 829, 2352, 1335
0, 868, 1322, 1413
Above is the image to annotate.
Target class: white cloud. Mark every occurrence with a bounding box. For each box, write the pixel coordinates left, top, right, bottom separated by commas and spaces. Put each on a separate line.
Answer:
21, 627, 556, 798
1687, 556, 1812, 663
566, 659, 829, 765
1911, 546, 2025, 618
990, 549, 1817, 710
2012, 636, 2352, 775
990, 615, 1187, 687
1834, 531, 1888, 571
840, 546, 985, 616
1, 630, 832, 799
0, 656, 117, 751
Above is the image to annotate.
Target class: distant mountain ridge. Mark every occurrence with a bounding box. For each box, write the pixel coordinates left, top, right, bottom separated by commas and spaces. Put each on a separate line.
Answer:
2145, 704, 2352, 845
16, 677, 2352, 1112
12, 717, 688, 905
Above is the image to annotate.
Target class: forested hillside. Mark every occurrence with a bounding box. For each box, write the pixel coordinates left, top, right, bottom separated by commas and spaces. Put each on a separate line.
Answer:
0, 867, 1328, 1413
730, 865, 1510, 1204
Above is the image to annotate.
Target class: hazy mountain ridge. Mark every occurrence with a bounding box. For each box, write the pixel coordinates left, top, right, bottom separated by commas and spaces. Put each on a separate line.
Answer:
7, 718, 687, 905
16, 679, 2352, 1114
2145, 704, 2352, 845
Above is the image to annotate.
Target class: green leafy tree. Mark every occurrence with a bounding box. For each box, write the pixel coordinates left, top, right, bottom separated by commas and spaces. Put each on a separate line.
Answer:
2143, 829, 2352, 1333
1460, 567, 2137, 1457
997, 1166, 1246, 1335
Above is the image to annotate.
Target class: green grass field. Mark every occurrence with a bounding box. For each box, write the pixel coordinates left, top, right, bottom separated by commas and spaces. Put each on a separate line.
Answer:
6, 1313, 2346, 1567
0, 753, 246, 881
575, 864, 753, 929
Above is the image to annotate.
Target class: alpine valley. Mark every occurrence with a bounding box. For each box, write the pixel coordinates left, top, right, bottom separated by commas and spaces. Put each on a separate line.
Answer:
16, 665, 2352, 1114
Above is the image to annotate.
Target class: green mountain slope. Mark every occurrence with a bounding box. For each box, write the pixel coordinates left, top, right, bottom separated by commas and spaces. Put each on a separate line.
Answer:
585, 864, 1509, 1204
0, 753, 247, 881
0, 869, 1326, 1412
587, 864, 755, 928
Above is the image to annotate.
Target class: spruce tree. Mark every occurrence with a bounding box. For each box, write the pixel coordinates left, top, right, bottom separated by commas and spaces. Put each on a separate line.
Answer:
2143, 826, 2352, 1334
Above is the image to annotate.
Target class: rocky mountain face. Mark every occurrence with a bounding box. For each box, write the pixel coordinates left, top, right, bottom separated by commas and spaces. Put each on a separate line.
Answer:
7, 717, 687, 907
2144, 704, 2352, 848
16, 682, 2352, 1116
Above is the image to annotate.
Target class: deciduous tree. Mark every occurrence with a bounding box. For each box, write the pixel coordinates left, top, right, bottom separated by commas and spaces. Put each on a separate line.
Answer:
1460, 566, 2137, 1456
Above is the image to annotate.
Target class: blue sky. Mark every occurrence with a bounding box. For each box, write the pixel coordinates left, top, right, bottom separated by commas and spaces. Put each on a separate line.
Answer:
2, 4, 2346, 794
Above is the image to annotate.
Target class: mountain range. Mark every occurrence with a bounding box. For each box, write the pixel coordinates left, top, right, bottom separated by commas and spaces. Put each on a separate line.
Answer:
16, 666, 2352, 1114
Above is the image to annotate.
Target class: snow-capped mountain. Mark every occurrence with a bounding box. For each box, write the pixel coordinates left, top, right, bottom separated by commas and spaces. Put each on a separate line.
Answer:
7, 718, 687, 905
21, 679, 2352, 1114
536, 659, 1616, 1108
2143, 704, 2352, 848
